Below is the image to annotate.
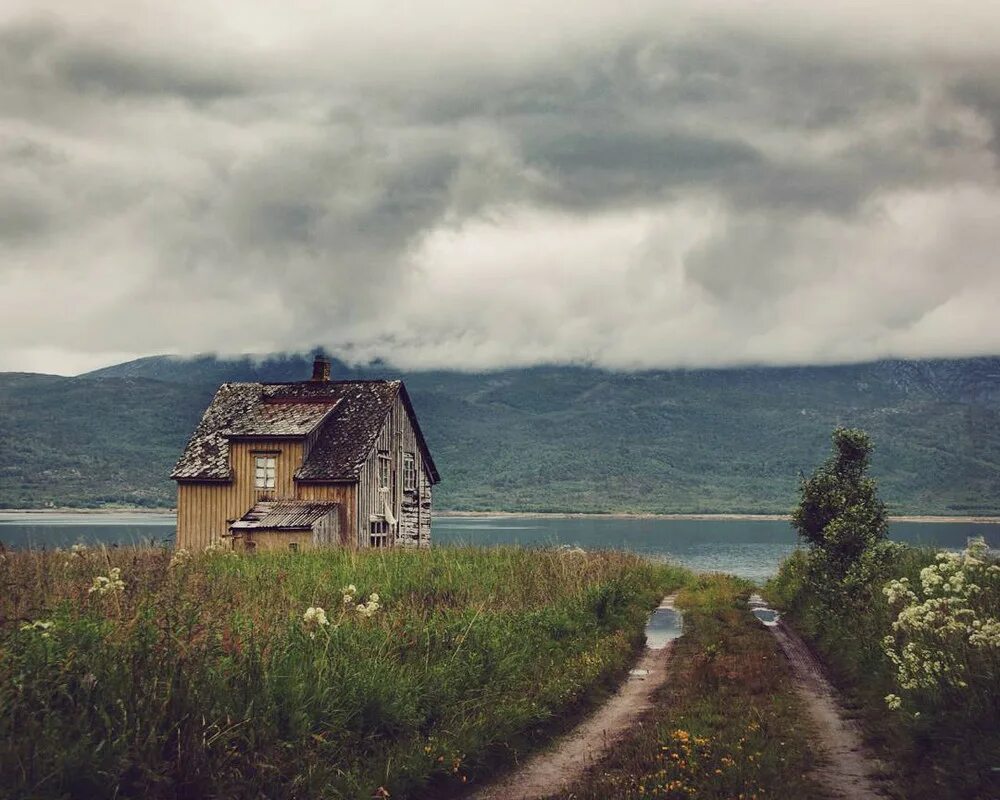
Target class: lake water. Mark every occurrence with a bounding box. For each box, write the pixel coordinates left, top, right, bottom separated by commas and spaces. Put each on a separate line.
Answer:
1, 512, 996, 583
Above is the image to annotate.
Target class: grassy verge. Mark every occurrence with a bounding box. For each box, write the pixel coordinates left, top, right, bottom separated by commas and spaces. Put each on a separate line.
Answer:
551, 574, 827, 800
767, 547, 1000, 800
0, 546, 688, 799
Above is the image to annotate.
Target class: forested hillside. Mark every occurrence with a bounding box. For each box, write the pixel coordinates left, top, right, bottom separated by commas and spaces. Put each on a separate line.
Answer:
2, 355, 999, 513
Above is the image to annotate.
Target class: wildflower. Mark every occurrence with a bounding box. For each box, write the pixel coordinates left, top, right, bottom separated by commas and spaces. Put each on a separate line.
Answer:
303, 606, 330, 626
884, 694, 902, 710
20, 620, 54, 637
356, 594, 381, 618
88, 567, 125, 596
342, 584, 357, 605
70, 543, 88, 555
169, 548, 192, 568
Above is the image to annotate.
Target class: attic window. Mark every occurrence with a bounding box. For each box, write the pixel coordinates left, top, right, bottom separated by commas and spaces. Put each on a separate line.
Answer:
254, 455, 276, 489
403, 452, 416, 491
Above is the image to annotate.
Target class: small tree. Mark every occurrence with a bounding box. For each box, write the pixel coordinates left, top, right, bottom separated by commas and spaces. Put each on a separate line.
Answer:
792, 428, 889, 585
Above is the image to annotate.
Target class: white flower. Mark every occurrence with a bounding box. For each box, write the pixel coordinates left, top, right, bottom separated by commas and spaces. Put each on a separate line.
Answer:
169, 548, 193, 568
88, 567, 125, 596
884, 694, 902, 710
70, 543, 88, 555
356, 597, 381, 618
303, 606, 329, 627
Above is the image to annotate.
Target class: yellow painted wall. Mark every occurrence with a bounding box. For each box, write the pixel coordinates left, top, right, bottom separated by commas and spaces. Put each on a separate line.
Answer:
243, 530, 313, 552
175, 438, 303, 550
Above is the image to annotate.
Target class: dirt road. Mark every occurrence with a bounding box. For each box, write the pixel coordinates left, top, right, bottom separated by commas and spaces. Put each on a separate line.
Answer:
469, 595, 680, 800
754, 597, 889, 799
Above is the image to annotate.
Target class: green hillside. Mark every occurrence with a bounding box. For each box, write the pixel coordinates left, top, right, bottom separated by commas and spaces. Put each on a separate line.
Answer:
2, 356, 999, 514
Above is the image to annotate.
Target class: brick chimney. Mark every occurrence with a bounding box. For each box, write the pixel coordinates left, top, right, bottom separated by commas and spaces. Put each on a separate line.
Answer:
310, 353, 331, 382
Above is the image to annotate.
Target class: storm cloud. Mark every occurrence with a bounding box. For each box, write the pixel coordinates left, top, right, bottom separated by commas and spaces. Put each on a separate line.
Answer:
1, 1, 999, 374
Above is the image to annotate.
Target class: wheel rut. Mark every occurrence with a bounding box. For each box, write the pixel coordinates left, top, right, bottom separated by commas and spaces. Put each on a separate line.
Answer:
749, 594, 890, 799
468, 594, 681, 800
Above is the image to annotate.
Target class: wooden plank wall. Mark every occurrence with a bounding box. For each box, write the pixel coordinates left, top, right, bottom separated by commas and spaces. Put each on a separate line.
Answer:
356, 395, 433, 548
247, 509, 339, 551
296, 483, 356, 545
175, 439, 303, 550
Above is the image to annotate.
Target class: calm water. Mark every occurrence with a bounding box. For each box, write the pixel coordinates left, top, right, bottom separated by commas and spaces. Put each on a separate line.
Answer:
1, 512, 996, 582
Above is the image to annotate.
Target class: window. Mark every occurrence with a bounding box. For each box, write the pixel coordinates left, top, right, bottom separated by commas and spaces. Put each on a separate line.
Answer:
377, 451, 391, 489
254, 455, 276, 489
370, 519, 389, 548
403, 452, 416, 491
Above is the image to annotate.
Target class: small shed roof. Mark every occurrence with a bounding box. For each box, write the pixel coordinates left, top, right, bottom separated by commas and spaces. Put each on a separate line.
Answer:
230, 500, 339, 531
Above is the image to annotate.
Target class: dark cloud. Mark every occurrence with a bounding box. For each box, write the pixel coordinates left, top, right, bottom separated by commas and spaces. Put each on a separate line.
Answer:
0, 2, 998, 374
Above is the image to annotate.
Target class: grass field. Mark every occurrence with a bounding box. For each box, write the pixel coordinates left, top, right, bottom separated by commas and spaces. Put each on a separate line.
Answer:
553, 574, 827, 800
0, 545, 688, 799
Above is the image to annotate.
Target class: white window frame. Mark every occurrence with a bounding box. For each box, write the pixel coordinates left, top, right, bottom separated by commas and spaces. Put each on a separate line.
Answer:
403, 452, 416, 492
254, 454, 277, 489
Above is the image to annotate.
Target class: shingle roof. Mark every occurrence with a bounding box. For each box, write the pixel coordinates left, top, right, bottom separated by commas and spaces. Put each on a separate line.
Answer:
225, 401, 337, 437
230, 500, 339, 531
171, 379, 438, 483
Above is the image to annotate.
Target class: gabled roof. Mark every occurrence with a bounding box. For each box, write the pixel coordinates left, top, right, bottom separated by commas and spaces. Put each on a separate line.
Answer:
230, 500, 339, 531
171, 379, 440, 483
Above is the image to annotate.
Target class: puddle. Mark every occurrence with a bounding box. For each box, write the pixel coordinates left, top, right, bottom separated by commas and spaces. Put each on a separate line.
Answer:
748, 593, 781, 627
645, 606, 683, 649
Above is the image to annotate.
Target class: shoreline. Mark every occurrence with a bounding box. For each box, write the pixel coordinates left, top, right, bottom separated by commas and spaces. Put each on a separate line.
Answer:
2, 508, 998, 524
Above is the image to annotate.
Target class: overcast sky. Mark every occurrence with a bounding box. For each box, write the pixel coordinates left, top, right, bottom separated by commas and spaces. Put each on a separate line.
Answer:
2, 1, 999, 375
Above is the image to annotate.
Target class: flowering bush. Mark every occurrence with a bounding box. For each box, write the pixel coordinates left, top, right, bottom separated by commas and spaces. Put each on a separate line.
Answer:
88, 567, 125, 596
882, 537, 999, 704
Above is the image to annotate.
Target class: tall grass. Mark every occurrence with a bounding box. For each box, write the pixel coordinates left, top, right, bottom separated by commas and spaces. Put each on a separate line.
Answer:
0, 545, 688, 799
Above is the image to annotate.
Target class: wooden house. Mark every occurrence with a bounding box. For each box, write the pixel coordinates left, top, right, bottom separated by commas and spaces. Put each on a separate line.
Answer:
171, 355, 440, 551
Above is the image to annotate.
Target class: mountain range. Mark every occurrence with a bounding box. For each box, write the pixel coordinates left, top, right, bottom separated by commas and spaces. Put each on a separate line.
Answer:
1, 354, 998, 514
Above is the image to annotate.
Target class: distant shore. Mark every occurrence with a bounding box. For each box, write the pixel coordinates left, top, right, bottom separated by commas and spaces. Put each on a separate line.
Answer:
436, 510, 1000, 524
3, 507, 998, 524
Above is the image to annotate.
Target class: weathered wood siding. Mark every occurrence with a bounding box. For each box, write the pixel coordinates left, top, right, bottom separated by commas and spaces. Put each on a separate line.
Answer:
175, 439, 303, 550
246, 508, 339, 551
295, 483, 357, 545
418, 471, 432, 546
355, 395, 433, 548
